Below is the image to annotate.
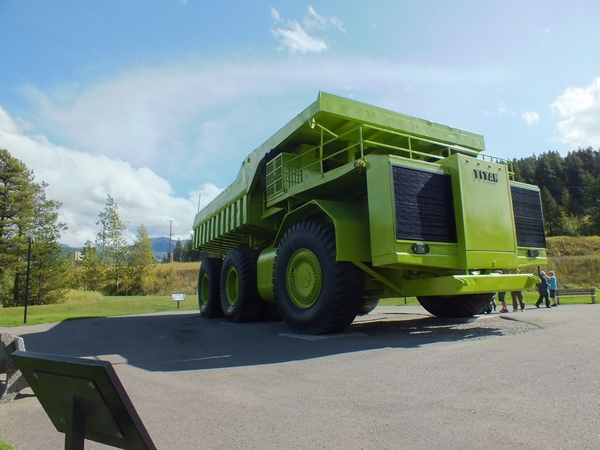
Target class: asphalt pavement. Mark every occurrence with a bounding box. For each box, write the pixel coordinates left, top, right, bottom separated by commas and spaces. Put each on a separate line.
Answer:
1, 304, 599, 449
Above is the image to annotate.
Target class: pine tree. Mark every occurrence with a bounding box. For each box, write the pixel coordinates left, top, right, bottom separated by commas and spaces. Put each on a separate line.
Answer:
0, 149, 67, 306
173, 239, 183, 262
28, 182, 69, 304
582, 172, 600, 235
182, 234, 200, 262
540, 186, 569, 236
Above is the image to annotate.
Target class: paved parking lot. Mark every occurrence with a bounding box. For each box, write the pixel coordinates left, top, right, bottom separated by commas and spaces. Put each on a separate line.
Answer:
2, 305, 600, 449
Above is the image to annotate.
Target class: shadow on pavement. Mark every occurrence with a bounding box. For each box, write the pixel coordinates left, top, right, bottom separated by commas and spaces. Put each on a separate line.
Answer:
14, 310, 509, 372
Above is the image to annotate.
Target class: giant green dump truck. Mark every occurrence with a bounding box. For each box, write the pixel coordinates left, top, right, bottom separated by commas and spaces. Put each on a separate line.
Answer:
192, 92, 546, 334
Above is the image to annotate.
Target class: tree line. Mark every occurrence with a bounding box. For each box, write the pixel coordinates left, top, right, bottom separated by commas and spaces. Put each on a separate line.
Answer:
512, 147, 600, 236
171, 238, 201, 264
74, 196, 201, 295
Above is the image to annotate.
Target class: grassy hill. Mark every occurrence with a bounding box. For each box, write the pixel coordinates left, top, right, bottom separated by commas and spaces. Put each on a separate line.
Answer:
519, 236, 600, 288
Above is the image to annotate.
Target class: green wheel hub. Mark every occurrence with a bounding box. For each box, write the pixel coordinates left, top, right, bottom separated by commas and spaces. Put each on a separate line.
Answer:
201, 274, 210, 305
286, 249, 322, 309
225, 266, 239, 306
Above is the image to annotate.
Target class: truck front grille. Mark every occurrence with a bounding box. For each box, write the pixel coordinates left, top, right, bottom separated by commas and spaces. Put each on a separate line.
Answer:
511, 186, 546, 248
392, 165, 457, 243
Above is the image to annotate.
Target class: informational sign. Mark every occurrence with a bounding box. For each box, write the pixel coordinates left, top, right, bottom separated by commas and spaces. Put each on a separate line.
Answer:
171, 293, 186, 302
171, 293, 186, 309
12, 351, 156, 450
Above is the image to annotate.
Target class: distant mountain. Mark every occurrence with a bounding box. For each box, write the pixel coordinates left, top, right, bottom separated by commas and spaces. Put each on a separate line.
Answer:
60, 243, 82, 257
150, 237, 177, 260
59, 237, 186, 260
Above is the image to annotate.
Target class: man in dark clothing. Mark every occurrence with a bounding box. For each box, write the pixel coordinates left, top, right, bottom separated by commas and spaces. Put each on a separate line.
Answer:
535, 271, 551, 308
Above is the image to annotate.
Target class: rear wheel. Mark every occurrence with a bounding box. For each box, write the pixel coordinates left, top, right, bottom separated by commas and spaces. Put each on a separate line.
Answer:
221, 247, 264, 323
198, 258, 223, 318
417, 293, 495, 318
274, 221, 364, 334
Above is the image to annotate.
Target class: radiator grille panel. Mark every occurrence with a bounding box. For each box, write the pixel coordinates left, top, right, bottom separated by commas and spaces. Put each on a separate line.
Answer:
511, 186, 546, 248
392, 165, 457, 243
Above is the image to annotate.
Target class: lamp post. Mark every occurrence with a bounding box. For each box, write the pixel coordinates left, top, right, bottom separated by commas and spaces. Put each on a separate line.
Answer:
23, 236, 34, 324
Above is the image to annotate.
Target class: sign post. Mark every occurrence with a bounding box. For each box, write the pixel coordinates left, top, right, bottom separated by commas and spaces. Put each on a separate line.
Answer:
171, 293, 186, 310
23, 236, 34, 324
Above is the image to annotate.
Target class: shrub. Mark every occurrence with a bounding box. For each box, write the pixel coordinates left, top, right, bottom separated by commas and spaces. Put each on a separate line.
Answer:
62, 289, 104, 304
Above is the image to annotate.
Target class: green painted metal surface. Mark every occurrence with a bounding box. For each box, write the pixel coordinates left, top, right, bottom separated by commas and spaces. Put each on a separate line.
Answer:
193, 92, 547, 301
286, 249, 323, 309
256, 247, 276, 303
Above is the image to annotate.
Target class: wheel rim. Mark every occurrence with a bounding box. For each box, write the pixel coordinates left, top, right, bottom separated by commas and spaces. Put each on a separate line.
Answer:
225, 266, 239, 306
286, 249, 322, 309
201, 273, 210, 305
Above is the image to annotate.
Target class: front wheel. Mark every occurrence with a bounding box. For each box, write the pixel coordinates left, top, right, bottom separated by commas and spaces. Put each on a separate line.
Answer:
417, 293, 495, 318
274, 221, 364, 334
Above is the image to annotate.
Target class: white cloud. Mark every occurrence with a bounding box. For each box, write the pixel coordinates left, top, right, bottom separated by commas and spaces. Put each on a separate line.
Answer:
270, 6, 345, 55
271, 19, 327, 55
497, 102, 517, 118
522, 110, 540, 125
0, 106, 33, 134
270, 8, 281, 22
0, 112, 222, 247
18, 58, 509, 189
306, 6, 328, 30
13, 60, 381, 173
330, 17, 346, 33
0, 106, 20, 133
551, 77, 600, 148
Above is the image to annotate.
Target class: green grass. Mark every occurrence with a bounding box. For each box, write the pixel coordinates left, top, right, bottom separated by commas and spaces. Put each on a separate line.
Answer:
379, 297, 421, 306
0, 440, 14, 450
62, 289, 104, 304
0, 295, 199, 328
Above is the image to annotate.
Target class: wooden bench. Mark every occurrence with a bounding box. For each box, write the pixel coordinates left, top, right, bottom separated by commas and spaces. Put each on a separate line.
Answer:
556, 288, 596, 304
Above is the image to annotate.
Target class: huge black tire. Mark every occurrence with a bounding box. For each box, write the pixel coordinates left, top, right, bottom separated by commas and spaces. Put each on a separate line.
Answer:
274, 221, 364, 334
221, 247, 264, 323
198, 258, 223, 318
357, 298, 380, 316
261, 302, 282, 322
417, 293, 495, 318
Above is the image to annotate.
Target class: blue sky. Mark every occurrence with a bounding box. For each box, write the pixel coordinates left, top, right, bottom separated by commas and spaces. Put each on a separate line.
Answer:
1, 0, 600, 246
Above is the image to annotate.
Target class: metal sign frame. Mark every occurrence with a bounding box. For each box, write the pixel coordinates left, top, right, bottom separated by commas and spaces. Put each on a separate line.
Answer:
11, 351, 156, 450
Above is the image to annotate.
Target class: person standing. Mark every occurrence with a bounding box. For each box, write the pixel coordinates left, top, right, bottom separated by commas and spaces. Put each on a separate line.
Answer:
498, 291, 509, 313
548, 271, 558, 307
511, 268, 525, 312
511, 290, 525, 312
535, 271, 551, 308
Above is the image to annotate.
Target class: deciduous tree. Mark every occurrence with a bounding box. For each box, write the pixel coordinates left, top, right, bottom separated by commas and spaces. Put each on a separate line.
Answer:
129, 224, 156, 294
95, 195, 129, 293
